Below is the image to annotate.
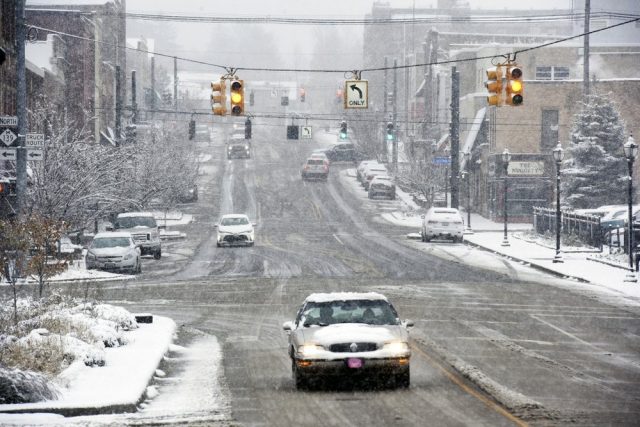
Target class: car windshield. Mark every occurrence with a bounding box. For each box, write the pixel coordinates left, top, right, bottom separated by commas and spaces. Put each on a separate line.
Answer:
221, 217, 249, 226
114, 217, 156, 229
307, 159, 324, 165
298, 300, 398, 327
91, 237, 131, 249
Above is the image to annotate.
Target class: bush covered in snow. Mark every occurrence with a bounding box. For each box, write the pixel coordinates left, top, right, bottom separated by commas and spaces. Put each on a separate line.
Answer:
0, 293, 139, 403
0, 366, 59, 404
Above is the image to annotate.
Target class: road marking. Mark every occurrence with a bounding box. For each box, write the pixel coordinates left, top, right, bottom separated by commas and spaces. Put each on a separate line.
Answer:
411, 344, 528, 427
333, 233, 344, 245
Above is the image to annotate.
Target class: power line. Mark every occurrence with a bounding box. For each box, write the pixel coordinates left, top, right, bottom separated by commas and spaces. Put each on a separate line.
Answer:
27, 15, 640, 75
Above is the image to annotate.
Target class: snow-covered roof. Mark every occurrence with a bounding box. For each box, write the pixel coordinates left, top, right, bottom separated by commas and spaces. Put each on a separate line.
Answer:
461, 107, 486, 170
117, 212, 154, 218
304, 292, 388, 304
220, 214, 249, 219
27, 0, 116, 5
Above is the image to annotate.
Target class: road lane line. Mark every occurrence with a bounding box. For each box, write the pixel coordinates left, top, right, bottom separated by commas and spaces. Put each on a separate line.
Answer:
333, 233, 344, 245
411, 344, 528, 427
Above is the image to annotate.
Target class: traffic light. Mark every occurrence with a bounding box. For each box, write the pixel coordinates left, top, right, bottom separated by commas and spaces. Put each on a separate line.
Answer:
230, 79, 244, 116
249, 91, 255, 106
211, 80, 226, 116
0, 47, 6, 66
245, 118, 252, 139
0, 181, 7, 195
386, 122, 394, 141
485, 65, 503, 107
336, 89, 343, 104
505, 65, 524, 106
188, 119, 196, 140
339, 121, 347, 140
300, 88, 306, 102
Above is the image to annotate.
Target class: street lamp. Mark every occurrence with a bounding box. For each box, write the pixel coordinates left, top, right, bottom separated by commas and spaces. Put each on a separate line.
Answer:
463, 151, 473, 234
623, 135, 638, 282
501, 148, 511, 247
552, 143, 564, 263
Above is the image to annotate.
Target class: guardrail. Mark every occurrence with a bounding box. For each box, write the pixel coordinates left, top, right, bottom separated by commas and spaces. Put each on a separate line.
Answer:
533, 207, 602, 250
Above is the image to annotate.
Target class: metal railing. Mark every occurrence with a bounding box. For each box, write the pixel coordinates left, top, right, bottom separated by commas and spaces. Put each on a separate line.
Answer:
533, 207, 602, 250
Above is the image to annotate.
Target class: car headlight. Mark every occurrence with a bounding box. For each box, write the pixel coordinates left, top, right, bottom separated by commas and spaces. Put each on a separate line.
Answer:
383, 342, 409, 353
298, 344, 324, 357
244, 145, 249, 150
124, 251, 134, 260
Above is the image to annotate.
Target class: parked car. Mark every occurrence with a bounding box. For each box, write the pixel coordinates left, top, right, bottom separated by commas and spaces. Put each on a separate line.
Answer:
357, 160, 380, 183
85, 232, 141, 274
282, 292, 413, 390
111, 212, 162, 259
421, 207, 465, 243
368, 175, 395, 200
362, 164, 388, 190
179, 183, 198, 203
216, 214, 255, 247
599, 206, 640, 231
227, 140, 251, 159
301, 157, 329, 181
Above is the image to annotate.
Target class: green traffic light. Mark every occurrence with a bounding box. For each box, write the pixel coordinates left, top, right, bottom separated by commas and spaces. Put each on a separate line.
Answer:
340, 132, 347, 139
386, 133, 394, 141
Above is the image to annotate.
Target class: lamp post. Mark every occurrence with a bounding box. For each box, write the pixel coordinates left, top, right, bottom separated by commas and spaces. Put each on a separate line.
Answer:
501, 148, 511, 247
463, 151, 473, 234
552, 143, 564, 263
623, 135, 638, 282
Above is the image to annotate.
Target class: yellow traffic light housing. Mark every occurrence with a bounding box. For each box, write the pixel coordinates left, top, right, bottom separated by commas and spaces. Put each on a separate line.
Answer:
230, 79, 244, 116
485, 66, 503, 107
211, 80, 227, 116
505, 65, 524, 106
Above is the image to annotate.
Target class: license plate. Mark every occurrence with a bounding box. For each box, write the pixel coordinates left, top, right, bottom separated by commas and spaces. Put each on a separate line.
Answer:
347, 358, 363, 369
441, 222, 449, 226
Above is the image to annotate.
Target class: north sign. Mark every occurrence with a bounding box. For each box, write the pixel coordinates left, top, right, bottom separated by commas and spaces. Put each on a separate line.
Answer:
0, 116, 18, 127
344, 80, 368, 109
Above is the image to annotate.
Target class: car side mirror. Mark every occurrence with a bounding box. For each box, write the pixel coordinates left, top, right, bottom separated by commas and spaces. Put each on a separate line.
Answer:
214, 224, 218, 228
252, 222, 257, 227
282, 321, 293, 333
403, 319, 414, 328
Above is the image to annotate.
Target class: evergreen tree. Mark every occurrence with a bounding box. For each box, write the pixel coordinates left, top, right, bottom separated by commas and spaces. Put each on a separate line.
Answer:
562, 93, 627, 209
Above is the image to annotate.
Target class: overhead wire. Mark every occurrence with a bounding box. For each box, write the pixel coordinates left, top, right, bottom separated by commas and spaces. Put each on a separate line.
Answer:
26, 15, 640, 75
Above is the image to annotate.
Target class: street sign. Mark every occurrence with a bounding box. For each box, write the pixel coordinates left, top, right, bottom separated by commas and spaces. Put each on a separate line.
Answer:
0, 128, 17, 146
26, 133, 45, 147
433, 156, 451, 165
344, 80, 369, 109
301, 126, 312, 139
26, 149, 43, 161
0, 148, 17, 160
286, 125, 299, 140
0, 116, 17, 127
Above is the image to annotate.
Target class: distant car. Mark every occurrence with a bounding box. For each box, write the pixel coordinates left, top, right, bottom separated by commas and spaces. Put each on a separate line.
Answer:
368, 175, 395, 200
111, 212, 161, 259
283, 292, 413, 390
227, 140, 251, 159
301, 157, 329, 181
421, 207, 464, 243
216, 214, 255, 247
600, 206, 640, 231
324, 143, 360, 162
357, 160, 380, 183
179, 183, 198, 203
85, 232, 141, 274
362, 164, 388, 190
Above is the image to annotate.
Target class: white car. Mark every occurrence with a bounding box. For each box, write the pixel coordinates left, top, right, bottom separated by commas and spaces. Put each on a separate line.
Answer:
368, 175, 395, 200
216, 214, 255, 247
421, 207, 465, 243
356, 160, 380, 183
283, 292, 413, 390
85, 232, 141, 274
362, 164, 388, 190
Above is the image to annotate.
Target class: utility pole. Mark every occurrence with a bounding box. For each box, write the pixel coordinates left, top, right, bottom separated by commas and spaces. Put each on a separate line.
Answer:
450, 66, 460, 209
383, 56, 388, 156
15, 0, 27, 216
115, 65, 121, 147
583, 0, 591, 98
131, 70, 138, 124
405, 54, 411, 156
173, 56, 178, 111
150, 56, 155, 119
392, 58, 398, 171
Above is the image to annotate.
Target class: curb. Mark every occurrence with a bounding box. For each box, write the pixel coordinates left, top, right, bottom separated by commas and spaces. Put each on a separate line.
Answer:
463, 240, 591, 283
586, 256, 632, 270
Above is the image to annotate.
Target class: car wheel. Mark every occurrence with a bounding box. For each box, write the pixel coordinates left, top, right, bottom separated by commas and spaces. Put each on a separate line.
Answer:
154, 250, 161, 260
368, 193, 372, 199
135, 259, 142, 274
216, 242, 222, 247
395, 368, 410, 388
248, 242, 254, 247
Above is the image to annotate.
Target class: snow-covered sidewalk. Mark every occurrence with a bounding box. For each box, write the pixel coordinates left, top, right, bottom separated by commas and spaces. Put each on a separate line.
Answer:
0, 316, 176, 417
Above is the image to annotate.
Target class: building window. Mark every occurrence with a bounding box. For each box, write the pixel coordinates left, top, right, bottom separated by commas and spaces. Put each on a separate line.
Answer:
536, 66, 570, 80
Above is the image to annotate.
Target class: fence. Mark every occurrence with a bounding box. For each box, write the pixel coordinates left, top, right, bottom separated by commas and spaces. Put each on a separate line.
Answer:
533, 207, 603, 250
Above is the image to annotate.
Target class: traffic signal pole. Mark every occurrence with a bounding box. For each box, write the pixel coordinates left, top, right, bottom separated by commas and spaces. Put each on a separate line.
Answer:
383, 56, 388, 156
15, 0, 27, 216
392, 58, 398, 171
450, 66, 460, 209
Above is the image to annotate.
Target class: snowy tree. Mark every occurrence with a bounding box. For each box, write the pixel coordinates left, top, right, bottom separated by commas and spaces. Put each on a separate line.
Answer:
562, 93, 627, 209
